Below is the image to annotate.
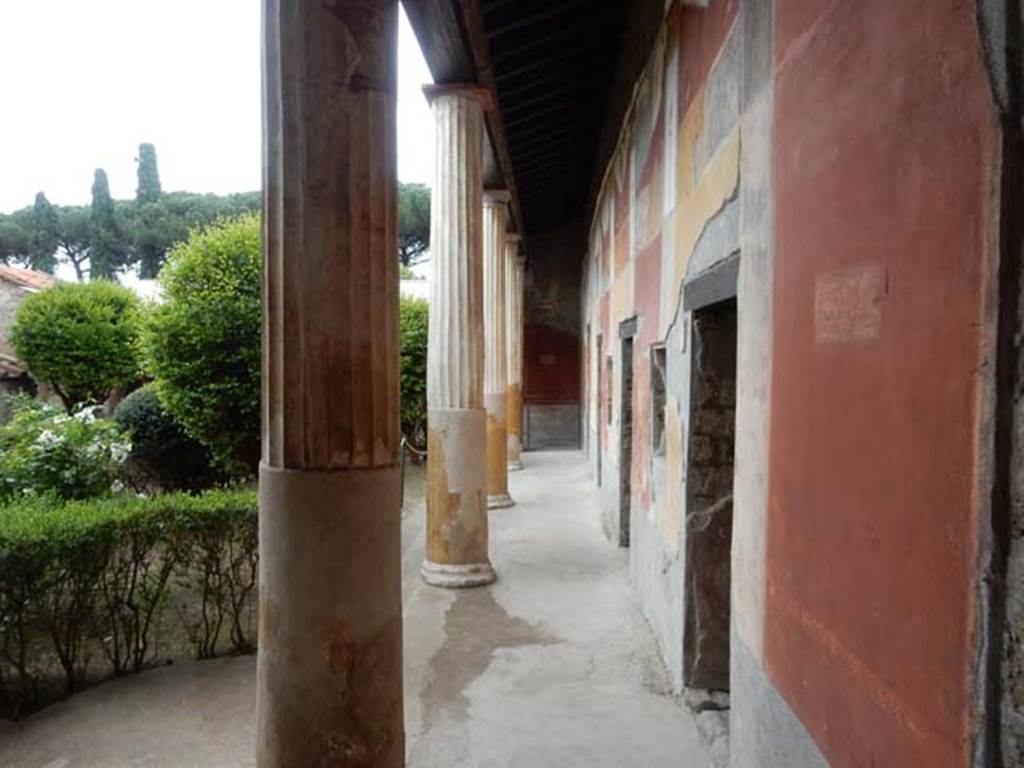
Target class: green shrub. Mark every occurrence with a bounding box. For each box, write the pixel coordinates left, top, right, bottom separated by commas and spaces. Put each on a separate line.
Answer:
10, 281, 142, 411
167, 490, 258, 658
0, 494, 122, 704
113, 385, 224, 492
400, 297, 428, 449
0, 488, 257, 717
0, 397, 131, 502
143, 214, 260, 476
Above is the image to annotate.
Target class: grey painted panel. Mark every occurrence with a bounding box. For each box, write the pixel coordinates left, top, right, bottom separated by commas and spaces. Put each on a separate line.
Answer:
730, 633, 829, 768
524, 403, 580, 449
741, 0, 774, 108
696, 22, 741, 177
686, 196, 740, 281
684, 253, 740, 312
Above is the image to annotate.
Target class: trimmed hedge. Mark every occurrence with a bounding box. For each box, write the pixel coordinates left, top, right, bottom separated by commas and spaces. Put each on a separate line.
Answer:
0, 489, 257, 717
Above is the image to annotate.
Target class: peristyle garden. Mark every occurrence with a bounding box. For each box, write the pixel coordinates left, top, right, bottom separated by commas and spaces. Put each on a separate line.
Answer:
0, 214, 429, 717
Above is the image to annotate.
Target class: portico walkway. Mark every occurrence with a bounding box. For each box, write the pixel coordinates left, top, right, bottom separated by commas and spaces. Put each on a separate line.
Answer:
0, 452, 718, 768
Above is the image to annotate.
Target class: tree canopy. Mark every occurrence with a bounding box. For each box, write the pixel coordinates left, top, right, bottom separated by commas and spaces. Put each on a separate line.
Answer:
0, 145, 431, 279
398, 182, 431, 266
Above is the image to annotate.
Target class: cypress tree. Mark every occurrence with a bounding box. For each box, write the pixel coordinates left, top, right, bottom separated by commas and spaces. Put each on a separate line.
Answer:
134, 143, 165, 278
89, 169, 125, 280
135, 143, 162, 203
28, 192, 59, 273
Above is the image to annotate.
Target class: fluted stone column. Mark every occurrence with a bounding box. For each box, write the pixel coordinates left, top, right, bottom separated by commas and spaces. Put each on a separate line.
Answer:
258, 1, 403, 765
422, 84, 496, 589
506, 235, 525, 471
483, 190, 515, 508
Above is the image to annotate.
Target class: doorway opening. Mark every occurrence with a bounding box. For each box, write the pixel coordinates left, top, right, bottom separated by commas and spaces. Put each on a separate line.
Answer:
619, 334, 634, 548
683, 298, 737, 691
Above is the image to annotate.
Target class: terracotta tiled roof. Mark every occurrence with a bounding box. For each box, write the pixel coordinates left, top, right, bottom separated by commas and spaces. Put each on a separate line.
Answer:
0, 265, 55, 291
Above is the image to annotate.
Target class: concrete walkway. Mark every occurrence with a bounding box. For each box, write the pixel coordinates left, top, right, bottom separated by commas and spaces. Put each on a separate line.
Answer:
0, 451, 714, 768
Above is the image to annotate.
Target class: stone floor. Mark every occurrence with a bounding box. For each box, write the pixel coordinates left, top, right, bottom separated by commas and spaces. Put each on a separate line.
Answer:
0, 451, 715, 768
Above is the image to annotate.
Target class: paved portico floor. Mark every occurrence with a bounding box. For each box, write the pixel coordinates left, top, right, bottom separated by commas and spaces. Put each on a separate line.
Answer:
0, 451, 714, 768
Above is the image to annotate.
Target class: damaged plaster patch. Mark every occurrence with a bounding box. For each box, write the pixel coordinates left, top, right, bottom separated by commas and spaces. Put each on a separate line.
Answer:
685, 689, 731, 768
685, 195, 740, 280
420, 588, 558, 726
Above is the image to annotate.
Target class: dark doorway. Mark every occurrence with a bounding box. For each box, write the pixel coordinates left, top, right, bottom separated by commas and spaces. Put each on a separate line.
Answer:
619, 334, 634, 548
683, 298, 737, 691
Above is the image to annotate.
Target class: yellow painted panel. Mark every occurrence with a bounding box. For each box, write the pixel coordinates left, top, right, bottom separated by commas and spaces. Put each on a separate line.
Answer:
657, 394, 684, 554
611, 260, 634, 324
673, 127, 739, 283
676, 89, 704, 200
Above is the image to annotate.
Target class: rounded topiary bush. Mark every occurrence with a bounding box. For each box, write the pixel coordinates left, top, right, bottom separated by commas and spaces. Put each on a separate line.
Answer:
113, 384, 224, 492
143, 214, 261, 476
10, 280, 142, 411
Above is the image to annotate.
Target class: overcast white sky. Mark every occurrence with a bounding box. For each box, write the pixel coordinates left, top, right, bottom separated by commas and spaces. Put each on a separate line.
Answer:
0, 1, 435, 214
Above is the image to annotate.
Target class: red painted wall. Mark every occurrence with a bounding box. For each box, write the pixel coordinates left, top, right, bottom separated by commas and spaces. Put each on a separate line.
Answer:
632, 233, 662, 511
524, 224, 583, 405
765, 2, 998, 765
524, 323, 580, 403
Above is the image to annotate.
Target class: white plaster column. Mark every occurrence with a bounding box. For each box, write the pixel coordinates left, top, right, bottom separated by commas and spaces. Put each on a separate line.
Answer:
258, 0, 403, 764
483, 190, 515, 508
505, 235, 526, 471
422, 84, 496, 588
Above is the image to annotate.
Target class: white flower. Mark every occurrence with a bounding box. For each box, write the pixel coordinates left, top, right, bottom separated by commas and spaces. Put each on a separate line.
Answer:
72, 406, 102, 423
110, 441, 131, 463
35, 429, 61, 447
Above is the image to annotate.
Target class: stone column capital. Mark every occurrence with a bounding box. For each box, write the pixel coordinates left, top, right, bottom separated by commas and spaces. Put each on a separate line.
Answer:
483, 188, 512, 207
422, 82, 494, 110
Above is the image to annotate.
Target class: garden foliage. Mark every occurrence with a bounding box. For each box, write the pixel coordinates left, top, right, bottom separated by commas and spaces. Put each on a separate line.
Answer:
400, 297, 428, 448
0, 488, 257, 717
113, 385, 223, 492
10, 280, 142, 411
143, 214, 261, 475
0, 398, 131, 502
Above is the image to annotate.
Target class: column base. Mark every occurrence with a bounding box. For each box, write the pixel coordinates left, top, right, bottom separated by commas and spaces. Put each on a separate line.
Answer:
508, 460, 524, 472
258, 463, 404, 767
487, 493, 515, 509
421, 559, 496, 589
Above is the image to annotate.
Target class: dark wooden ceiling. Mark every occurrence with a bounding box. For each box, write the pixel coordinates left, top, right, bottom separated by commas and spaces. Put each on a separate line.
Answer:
480, 0, 633, 234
